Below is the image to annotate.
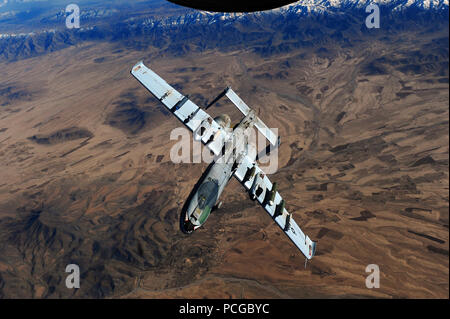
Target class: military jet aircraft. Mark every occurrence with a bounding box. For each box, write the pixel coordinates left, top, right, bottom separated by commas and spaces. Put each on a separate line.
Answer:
131, 61, 316, 260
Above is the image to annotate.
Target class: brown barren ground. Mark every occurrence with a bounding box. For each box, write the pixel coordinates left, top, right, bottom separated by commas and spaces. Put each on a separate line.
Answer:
0, 31, 448, 298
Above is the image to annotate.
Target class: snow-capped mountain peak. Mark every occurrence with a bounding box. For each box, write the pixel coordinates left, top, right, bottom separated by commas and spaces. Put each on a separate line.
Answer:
279, 0, 449, 11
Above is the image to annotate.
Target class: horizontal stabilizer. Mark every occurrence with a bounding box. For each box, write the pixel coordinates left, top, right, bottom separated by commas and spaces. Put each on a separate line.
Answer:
225, 87, 251, 116
226, 87, 278, 146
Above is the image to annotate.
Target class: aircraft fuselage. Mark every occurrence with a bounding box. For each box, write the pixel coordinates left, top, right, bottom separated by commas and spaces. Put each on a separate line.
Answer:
181, 157, 234, 233
181, 110, 257, 233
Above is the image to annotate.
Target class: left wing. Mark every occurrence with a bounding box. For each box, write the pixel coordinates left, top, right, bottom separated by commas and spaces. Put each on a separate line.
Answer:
131, 61, 230, 157
234, 155, 317, 259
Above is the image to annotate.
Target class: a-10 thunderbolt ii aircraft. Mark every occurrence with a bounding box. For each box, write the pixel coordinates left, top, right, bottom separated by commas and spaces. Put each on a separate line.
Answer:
131, 61, 316, 260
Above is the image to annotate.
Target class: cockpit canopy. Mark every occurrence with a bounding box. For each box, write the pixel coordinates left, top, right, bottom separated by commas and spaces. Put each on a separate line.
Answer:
197, 179, 219, 210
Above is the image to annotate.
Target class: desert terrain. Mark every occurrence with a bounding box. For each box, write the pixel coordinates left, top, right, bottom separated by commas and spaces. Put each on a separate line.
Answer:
0, 4, 448, 298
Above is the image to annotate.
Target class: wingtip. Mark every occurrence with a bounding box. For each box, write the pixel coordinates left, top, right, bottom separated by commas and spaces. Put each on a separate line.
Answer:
131, 60, 145, 74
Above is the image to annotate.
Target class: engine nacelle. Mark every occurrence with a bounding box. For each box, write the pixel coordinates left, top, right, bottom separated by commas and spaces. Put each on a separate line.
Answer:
214, 114, 231, 129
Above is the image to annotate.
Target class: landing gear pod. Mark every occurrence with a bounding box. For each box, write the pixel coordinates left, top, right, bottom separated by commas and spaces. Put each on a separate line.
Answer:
167, 0, 297, 12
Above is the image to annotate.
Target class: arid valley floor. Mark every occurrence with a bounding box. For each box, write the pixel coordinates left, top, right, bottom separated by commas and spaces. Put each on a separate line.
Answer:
0, 13, 448, 298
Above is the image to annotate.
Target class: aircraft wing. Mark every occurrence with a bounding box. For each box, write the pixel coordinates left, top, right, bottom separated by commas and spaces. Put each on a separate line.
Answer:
234, 155, 317, 259
131, 61, 230, 157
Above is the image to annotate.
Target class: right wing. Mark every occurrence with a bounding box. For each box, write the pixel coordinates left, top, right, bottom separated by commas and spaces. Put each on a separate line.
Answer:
234, 155, 317, 260
131, 61, 230, 156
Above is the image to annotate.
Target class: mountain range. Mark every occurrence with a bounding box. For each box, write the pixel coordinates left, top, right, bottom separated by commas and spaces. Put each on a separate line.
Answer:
0, 0, 448, 61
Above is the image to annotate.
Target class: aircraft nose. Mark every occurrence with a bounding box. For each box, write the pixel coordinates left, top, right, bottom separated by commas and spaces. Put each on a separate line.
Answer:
182, 219, 196, 234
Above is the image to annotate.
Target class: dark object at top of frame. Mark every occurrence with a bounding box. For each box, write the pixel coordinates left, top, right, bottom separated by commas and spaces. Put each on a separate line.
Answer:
167, 0, 298, 12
